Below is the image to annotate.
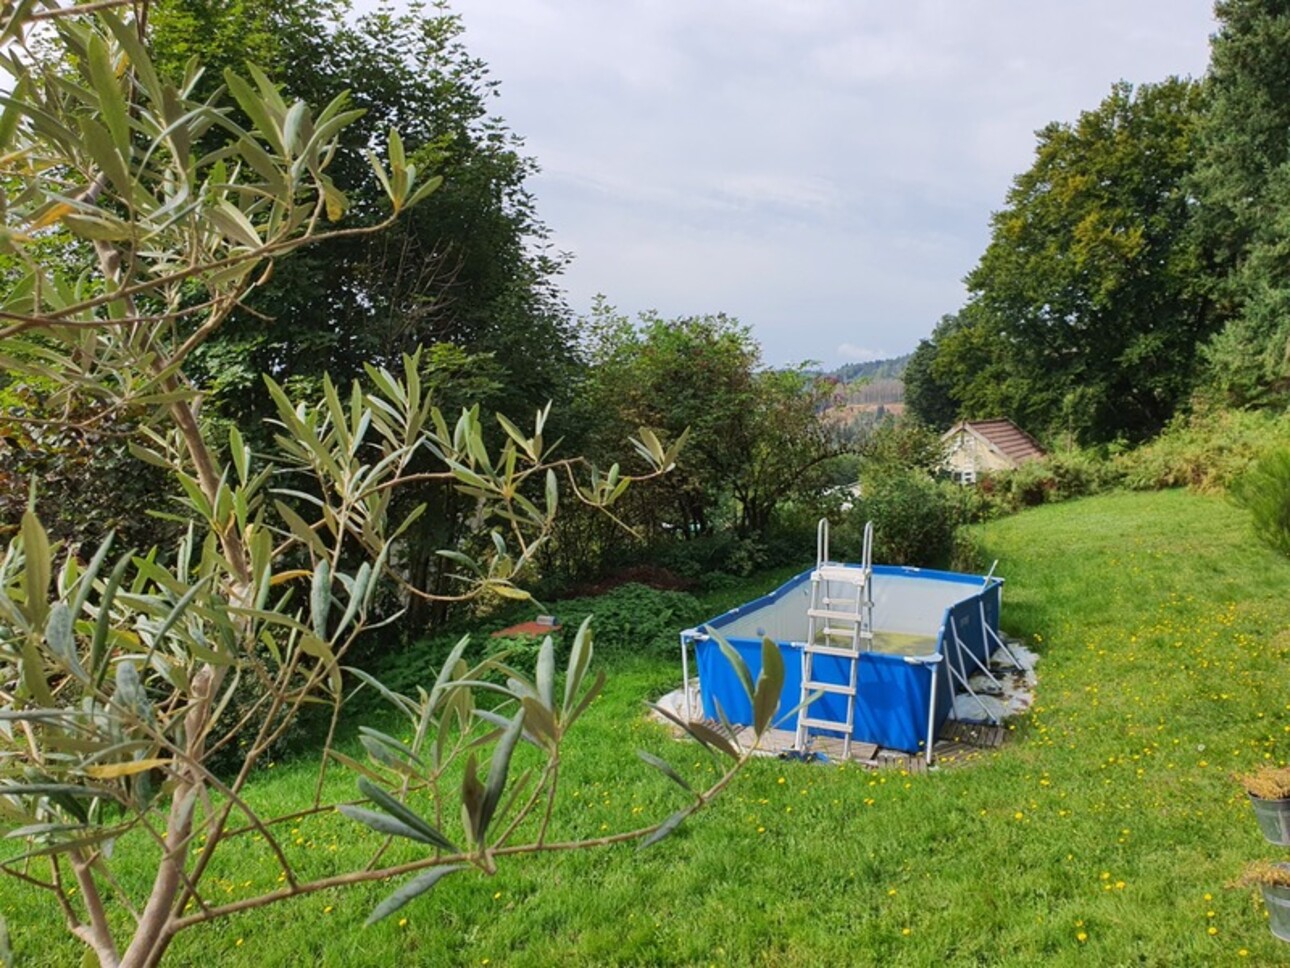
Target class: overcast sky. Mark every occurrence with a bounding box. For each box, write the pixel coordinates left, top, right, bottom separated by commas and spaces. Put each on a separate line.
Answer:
447, 0, 1218, 369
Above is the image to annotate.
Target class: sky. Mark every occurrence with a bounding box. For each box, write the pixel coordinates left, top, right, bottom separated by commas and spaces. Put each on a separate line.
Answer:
447, 0, 1219, 369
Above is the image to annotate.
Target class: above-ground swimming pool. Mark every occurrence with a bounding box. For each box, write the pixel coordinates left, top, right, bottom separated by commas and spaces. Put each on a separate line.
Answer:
680, 564, 1004, 756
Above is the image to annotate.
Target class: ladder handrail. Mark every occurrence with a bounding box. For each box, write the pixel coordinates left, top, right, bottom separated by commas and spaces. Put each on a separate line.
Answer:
797, 517, 875, 760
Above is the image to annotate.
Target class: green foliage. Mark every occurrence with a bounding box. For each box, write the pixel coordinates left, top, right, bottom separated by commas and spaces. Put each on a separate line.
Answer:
902, 320, 961, 431
828, 353, 910, 385
0, 394, 173, 549
550, 584, 703, 656
1192, 1, 1290, 405
858, 418, 946, 476
152, 0, 576, 434
570, 300, 839, 545
145, 0, 590, 635
970, 450, 1127, 518
382, 584, 705, 692
1232, 447, 1290, 556
1199, 164, 1290, 404
931, 79, 1212, 444
646, 532, 769, 584
838, 470, 961, 568
1114, 407, 1290, 492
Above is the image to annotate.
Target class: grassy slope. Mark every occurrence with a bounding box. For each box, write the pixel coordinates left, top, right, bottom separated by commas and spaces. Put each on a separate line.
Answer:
4, 490, 1289, 965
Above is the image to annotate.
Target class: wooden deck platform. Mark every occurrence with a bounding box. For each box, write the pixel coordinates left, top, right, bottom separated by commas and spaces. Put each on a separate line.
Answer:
723, 718, 1010, 771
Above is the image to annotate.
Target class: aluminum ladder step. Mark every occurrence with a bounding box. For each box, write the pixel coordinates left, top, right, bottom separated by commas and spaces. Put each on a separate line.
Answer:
804, 642, 864, 658
798, 715, 852, 732
812, 565, 867, 584
818, 626, 863, 640
808, 607, 873, 623
804, 680, 856, 696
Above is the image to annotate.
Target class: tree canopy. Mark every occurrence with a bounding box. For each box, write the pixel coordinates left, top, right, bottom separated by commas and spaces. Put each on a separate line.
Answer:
574, 301, 838, 543
150, 0, 576, 428
1192, 0, 1290, 404
908, 79, 1213, 444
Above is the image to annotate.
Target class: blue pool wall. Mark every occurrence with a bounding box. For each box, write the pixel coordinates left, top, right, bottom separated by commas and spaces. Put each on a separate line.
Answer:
685, 565, 1002, 754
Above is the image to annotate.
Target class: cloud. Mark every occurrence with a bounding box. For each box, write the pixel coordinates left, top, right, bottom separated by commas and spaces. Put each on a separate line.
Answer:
445, 0, 1217, 366
837, 344, 891, 363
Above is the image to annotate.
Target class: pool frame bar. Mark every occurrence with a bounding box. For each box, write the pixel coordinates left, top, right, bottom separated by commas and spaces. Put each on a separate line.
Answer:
678, 564, 1012, 765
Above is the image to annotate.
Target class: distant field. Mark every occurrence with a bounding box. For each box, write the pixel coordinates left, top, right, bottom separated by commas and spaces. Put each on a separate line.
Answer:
3, 489, 1287, 966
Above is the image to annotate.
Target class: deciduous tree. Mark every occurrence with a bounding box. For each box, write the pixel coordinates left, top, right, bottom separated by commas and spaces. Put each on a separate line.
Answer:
962, 79, 1211, 443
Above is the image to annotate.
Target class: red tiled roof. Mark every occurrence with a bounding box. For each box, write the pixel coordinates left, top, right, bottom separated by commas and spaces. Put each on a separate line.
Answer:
947, 418, 1046, 467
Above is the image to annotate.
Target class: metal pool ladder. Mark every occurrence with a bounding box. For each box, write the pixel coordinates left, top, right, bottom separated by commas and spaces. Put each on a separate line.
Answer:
794, 518, 874, 760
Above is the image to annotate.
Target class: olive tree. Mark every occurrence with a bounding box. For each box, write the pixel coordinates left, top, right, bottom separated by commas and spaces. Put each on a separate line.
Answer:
0, 5, 780, 966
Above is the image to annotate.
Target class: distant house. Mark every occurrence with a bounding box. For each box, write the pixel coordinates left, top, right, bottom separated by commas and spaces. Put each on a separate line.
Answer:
940, 418, 1046, 484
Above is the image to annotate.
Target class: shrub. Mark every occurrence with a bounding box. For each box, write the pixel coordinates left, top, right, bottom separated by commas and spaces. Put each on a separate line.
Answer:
1232, 447, 1290, 557
1115, 408, 1290, 492
551, 583, 704, 655
648, 532, 768, 584
838, 471, 961, 568
957, 449, 1126, 521
369, 583, 705, 701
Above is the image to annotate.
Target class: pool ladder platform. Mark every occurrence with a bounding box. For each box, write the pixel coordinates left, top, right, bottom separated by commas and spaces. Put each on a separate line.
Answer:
794, 519, 874, 761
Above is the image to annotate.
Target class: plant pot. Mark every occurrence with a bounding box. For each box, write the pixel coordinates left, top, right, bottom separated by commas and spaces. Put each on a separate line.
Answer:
1249, 794, 1290, 846
1262, 866, 1290, 943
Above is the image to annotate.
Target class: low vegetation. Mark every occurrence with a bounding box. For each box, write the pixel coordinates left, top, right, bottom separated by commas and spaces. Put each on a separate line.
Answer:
6, 489, 1288, 965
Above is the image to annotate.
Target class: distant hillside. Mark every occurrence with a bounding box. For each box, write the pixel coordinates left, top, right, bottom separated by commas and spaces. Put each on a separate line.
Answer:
815, 353, 909, 438
828, 353, 910, 384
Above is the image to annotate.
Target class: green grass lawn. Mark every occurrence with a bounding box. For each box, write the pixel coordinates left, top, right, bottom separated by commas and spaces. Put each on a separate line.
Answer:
4, 489, 1289, 965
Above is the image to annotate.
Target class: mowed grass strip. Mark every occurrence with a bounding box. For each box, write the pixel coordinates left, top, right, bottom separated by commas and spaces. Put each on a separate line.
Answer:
3, 489, 1287, 965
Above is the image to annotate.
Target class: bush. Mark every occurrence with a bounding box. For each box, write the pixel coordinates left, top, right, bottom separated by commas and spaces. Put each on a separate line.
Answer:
551, 583, 704, 655
1114, 408, 1290, 492
837, 470, 961, 569
367, 583, 705, 703
648, 532, 768, 584
970, 450, 1126, 518
1232, 447, 1290, 557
